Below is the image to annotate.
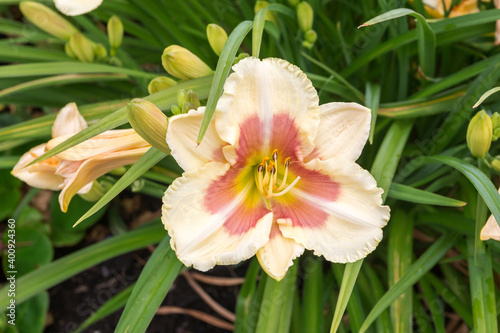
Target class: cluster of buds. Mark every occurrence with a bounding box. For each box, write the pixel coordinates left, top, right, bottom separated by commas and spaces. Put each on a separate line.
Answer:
171, 89, 201, 115
292, 1, 317, 49
467, 111, 500, 169
20, 2, 123, 64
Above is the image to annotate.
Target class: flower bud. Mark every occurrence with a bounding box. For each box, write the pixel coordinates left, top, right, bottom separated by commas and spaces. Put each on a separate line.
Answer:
108, 15, 123, 55
184, 90, 200, 109
492, 158, 500, 172
147, 76, 177, 95
69, 33, 95, 63
492, 112, 500, 141
302, 40, 313, 49
177, 89, 187, 108
233, 52, 250, 65
127, 99, 170, 154
20, 1, 79, 40
94, 43, 108, 61
171, 105, 182, 115
304, 29, 317, 43
65, 42, 77, 59
288, 0, 300, 6
207, 24, 228, 56
296, 1, 314, 33
467, 110, 492, 158
254, 1, 277, 25
161, 45, 213, 80
182, 102, 197, 114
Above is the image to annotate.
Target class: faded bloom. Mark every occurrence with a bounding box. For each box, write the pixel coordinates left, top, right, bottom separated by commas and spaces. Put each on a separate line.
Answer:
422, 0, 478, 18
480, 187, 500, 241
54, 0, 103, 16
162, 57, 390, 281
12, 103, 150, 212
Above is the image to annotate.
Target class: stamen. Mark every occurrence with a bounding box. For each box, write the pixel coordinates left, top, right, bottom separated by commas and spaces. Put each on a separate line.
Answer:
272, 149, 278, 161
272, 176, 301, 197
276, 157, 291, 192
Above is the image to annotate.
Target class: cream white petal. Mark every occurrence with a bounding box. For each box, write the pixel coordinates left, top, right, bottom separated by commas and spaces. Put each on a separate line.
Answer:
275, 158, 390, 263
166, 107, 228, 171
256, 223, 304, 281
12, 144, 64, 190
47, 129, 149, 161
54, 0, 103, 16
52, 103, 87, 138
480, 187, 500, 241
306, 102, 371, 162
59, 146, 149, 212
162, 162, 273, 271
215, 57, 320, 162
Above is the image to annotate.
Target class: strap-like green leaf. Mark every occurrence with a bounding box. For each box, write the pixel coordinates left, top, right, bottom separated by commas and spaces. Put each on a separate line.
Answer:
115, 235, 184, 332
388, 183, 466, 207
196, 20, 253, 143
0, 222, 165, 308
359, 233, 459, 332
473, 86, 500, 107
423, 156, 500, 224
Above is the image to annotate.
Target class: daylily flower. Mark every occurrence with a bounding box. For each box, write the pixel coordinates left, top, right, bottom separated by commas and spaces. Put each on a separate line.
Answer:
54, 0, 103, 16
162, 57, 390, 280
12, 103, 150, 212
480, 187, 500, 241
422, 0, 478, 18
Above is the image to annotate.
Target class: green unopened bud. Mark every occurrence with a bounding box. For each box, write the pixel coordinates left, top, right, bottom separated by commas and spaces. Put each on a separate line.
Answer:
108, 15, 123, 55
304, 29, 317, 43
65, 42, 76, 59
296, 2, 314, 33
161, 45, 213, 80
69, 33, 95, 63
79, 179, 113, 202
177, 89, 187, 108
185, 90, 200, 109
171, 105, 182, 115
182, 102, 197, 114
108, 56, 122, 67
302, 40, 313, 49
207, 24, 228, 56
20, 1, 79, 40
288, 0, 300, 6
148, 76, 177, 95
233, 52, 250, 65
467, 110, 492, 158
127, 99, 170, 154
254, 1, 278, 25
94, 43, 108, 61
492, 112, 500, 141
492, 158, 500, 172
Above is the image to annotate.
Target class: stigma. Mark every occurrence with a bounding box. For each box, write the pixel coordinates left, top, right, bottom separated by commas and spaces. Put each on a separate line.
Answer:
255, 149, 300, 199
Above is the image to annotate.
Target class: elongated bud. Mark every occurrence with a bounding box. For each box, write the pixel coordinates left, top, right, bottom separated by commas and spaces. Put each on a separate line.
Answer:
288, 0, 300, 6
171, 105, 182, 115
492, 112, 500, 141
207, 24, 228, 56
467, 110, 492, 158
492, 158, 500, 172
20, 1, 79, 40
177, 89, 187, 108
161, 45, 213, 80
94, 43, 108, 61
148, 76, 177, 95
304, 29, 317, 43
254, 1, 277, 25
65, 42, 77, 59
127, 99, 170, 154
69, 33, 95, 63
296, 1, 314, 33
108, 15, 123, 55
185, 90, 200, 109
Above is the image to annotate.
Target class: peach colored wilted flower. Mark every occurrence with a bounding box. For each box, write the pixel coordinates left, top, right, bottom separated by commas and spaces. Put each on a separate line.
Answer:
162, 57, 390, 281
422, 0, 478, 18
12, 103, 150, 212
480, 187, 500, 241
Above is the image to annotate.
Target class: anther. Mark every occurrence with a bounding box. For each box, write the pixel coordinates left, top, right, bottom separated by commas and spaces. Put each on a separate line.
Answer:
284, 157, 290, 167
258, 164, 264, 173
272, 149, 278, 161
